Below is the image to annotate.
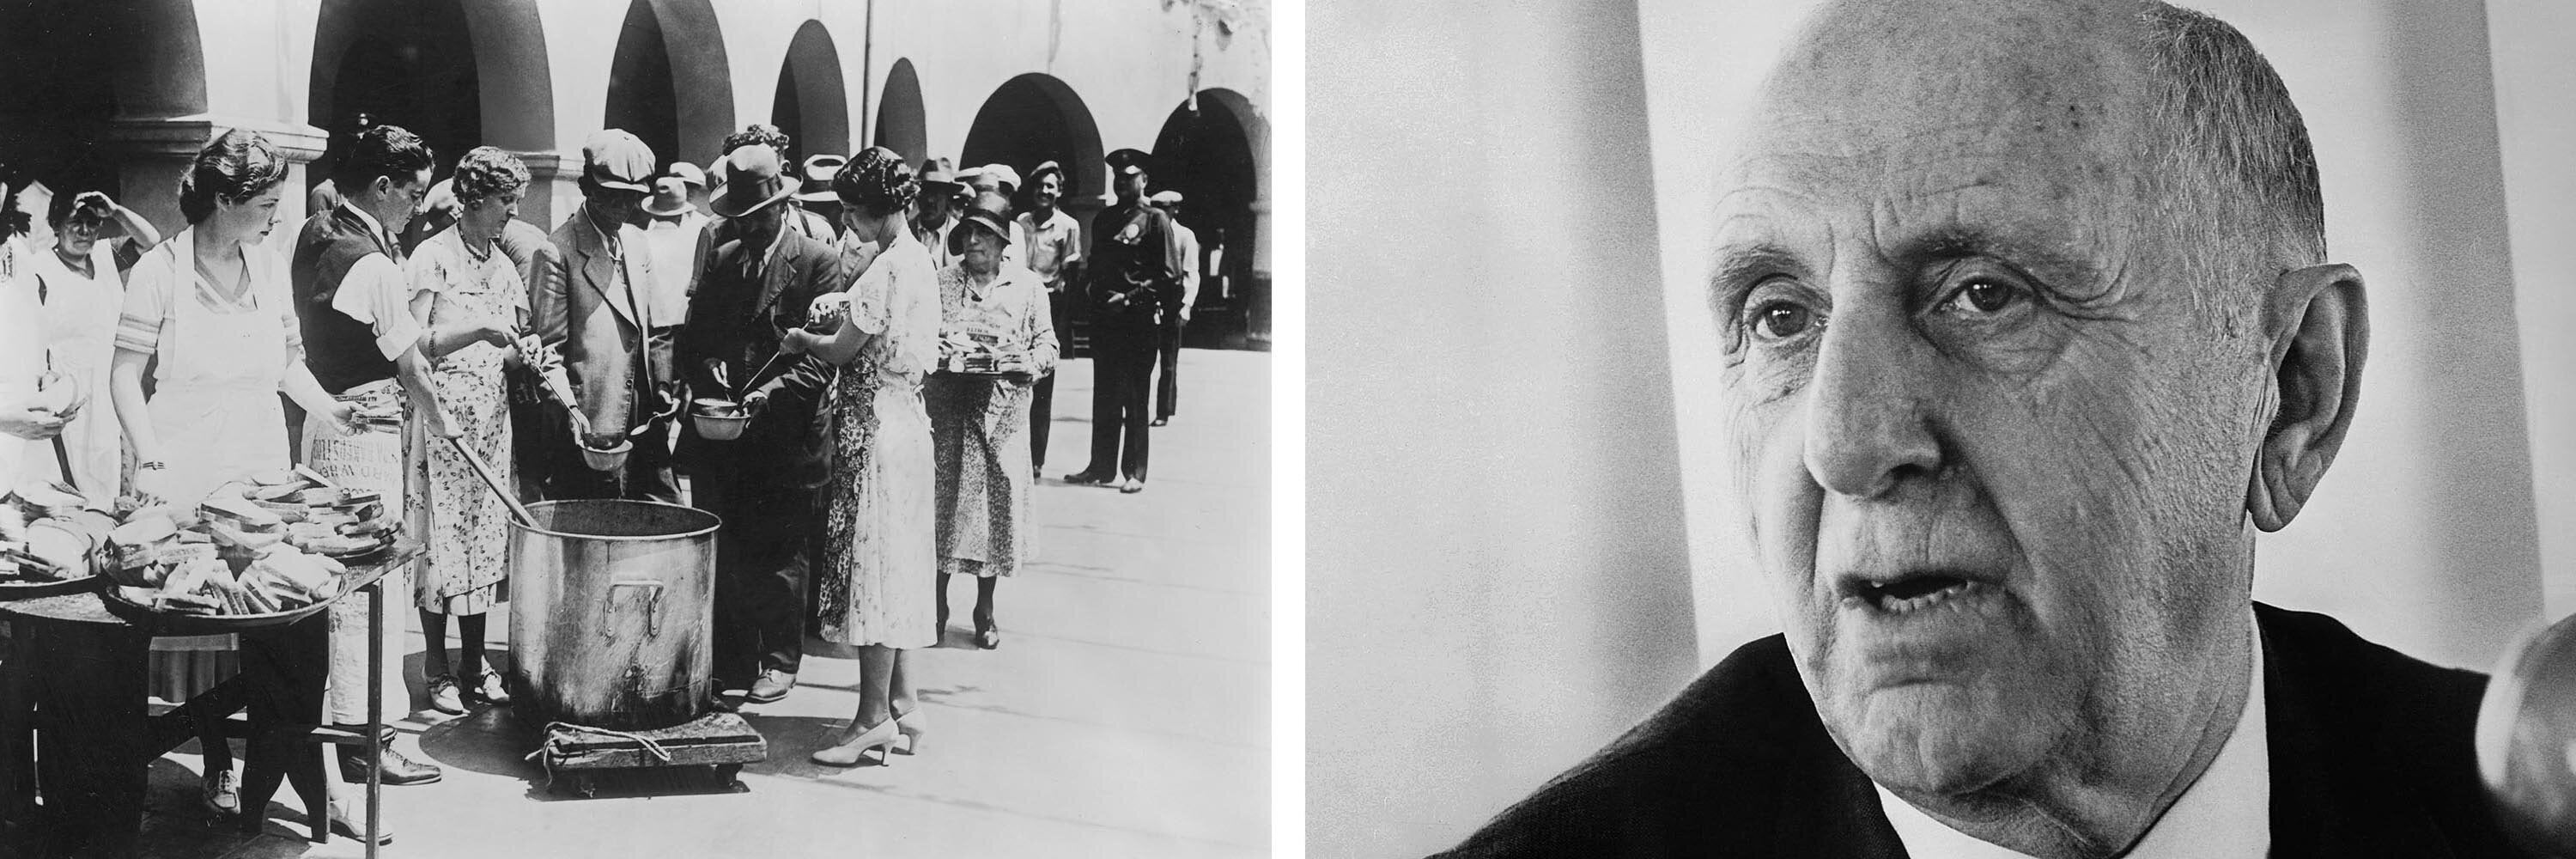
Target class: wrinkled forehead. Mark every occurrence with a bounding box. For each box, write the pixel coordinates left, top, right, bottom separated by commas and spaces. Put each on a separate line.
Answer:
1726, 0, 2157, 220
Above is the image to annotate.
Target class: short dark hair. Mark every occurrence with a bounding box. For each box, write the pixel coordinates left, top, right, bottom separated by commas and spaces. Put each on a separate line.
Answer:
179, 129, 290, 224
331, 124, 435, 192
46, 187, 110, 226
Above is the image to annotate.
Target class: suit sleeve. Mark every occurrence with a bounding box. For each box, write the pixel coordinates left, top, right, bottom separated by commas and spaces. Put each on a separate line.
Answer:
752, 245, 843, 406
529, 241, 570, 348
675, 243, 720, 396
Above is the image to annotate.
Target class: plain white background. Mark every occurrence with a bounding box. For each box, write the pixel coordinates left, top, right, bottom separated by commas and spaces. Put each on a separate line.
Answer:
1308, 1, 2576, 856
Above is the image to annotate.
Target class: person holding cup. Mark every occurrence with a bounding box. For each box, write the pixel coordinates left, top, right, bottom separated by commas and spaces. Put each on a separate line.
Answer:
926, 192, 1058, 649
675, 143, 848, 705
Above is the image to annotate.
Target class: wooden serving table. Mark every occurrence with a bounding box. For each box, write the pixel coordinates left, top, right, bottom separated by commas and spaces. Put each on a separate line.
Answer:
0, 543, 416, 859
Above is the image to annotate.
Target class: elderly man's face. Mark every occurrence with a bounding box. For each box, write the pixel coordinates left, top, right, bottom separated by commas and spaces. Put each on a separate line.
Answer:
1713, 1, 2273, 805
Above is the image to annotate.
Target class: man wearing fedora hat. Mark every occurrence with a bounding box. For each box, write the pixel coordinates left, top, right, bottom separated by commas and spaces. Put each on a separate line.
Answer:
1066, 148, 1182, 494
914, 157, 963, 272
792, 154, 848, 242
531, 128, 678, 502
677, 143, 850, 704
641, 173, 709, 358
1018, 160, 1083, 477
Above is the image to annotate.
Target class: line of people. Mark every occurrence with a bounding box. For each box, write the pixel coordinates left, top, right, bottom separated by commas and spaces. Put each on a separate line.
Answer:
0, 116, 1194, 829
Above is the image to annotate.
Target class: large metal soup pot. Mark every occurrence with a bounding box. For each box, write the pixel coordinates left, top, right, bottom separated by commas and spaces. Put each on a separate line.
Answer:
507, 499, 720, 731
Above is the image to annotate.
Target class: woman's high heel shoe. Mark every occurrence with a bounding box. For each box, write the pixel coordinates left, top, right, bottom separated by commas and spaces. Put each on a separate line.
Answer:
890, 705, 925, 755
811, 716, 902, 767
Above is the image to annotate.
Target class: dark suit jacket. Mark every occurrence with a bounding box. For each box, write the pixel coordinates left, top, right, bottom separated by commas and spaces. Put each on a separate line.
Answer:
672, 222, 845, 489
530, 210, 666, 438
1439, 603, 2530, 858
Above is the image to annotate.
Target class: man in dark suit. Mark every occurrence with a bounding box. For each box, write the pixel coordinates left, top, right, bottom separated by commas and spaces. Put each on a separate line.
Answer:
530, 130, 677, 502
1065, 149, 1180, 495
1443, 1, 2532, 856
674, 143, 846, 705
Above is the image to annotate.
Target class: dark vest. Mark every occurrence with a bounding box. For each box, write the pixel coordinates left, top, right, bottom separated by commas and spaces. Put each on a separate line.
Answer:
291, 205, 402, 394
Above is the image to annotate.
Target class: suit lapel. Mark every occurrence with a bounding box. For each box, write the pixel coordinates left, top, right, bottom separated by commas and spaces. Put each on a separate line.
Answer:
576, 217, 640, 326
752, 232, 794, 319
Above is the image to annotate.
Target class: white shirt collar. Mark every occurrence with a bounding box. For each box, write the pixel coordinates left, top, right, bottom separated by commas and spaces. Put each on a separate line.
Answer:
1875, 611, 2269, 859
339, 200, 395, 249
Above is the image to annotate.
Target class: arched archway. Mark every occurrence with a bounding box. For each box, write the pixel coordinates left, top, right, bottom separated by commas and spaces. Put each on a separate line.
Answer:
0, 0, 217, 233
308, 0, 557, 219
605, 0, 733, 173
959, 74, 1105, 211
1151, 88, 1267, 346
309, 0, 482, 189
872, 58, 927, 163
770, 20, 849, 166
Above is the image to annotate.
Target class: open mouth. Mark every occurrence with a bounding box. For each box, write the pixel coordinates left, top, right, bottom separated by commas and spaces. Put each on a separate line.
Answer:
1848, 572, 1983, 614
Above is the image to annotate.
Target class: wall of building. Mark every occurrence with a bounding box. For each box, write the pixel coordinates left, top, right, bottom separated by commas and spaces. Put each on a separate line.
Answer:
1307, 3, 1698, 857
0, 0, 1269, 288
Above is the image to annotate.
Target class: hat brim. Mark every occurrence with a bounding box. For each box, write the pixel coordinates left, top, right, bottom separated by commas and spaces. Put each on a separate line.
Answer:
947, 214, 1013, 255
708, 175, 801, 218
641, 199, 696, 217
591, 177, 652, 193
791, 189, 841, 204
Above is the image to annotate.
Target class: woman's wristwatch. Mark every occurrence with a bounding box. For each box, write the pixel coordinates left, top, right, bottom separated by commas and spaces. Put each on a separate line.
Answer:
137, 460, 166, 471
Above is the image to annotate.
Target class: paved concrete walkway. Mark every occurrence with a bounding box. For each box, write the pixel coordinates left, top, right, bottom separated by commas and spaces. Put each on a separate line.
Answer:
127, 350, 1271, 858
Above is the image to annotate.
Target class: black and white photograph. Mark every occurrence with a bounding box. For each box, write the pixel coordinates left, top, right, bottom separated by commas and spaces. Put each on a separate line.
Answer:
1315, 1, 2576, 857
0, 1, 1272, 856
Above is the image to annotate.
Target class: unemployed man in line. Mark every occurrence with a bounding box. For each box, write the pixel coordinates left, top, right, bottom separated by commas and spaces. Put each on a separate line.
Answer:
1440, 1, 2526, 856
531, 130, 677, 502
677, 143, 847, 706
1018, 161, 1082, 478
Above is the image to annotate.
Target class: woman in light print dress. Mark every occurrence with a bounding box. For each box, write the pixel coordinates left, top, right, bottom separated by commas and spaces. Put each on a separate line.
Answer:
926, 191, 1058, 652
787, 147, 942, 766
402, 147, 581, 715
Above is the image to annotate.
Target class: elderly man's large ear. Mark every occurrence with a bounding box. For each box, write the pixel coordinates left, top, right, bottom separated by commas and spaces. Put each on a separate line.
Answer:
2248, 263, 2368, 531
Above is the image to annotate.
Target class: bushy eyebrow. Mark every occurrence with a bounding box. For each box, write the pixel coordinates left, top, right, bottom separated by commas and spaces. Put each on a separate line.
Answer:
1905, 226, 2106, 299
1708, 242, 1801, 318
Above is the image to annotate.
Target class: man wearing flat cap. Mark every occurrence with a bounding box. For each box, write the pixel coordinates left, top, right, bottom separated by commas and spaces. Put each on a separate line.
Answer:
531, 129, 678, 502
1439, 1, 2530, 857
1018, 160, 1083, 478
1066, 148, 1181, 494
677, 143, 848, 704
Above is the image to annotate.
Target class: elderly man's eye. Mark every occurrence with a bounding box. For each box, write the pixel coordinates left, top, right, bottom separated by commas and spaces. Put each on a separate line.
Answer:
1748, 300, 1820, 341
1936, 278, 2024, 316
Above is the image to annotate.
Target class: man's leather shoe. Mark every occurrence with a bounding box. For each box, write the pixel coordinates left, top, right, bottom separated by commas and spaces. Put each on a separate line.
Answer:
1151, 417, 1169, 427
1120, 477, 1145, 495
338, 740, 442, 785
746, 670, 796, 704
1063, 470, 1113, 485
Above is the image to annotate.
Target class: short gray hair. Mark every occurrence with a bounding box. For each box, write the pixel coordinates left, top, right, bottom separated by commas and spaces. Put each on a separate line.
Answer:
2136, 2, 2328, 302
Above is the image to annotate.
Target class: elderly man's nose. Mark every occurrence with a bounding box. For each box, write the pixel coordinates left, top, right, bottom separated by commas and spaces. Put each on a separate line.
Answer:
1802, 326, 1941, 498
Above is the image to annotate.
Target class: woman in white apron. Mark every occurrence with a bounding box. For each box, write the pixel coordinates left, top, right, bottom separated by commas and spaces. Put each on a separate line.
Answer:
23, 190, 160, 499
106, 129, 357, 818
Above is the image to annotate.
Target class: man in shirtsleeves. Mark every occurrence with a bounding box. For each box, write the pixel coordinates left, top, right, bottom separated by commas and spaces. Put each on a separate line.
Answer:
289, 123, 451, 793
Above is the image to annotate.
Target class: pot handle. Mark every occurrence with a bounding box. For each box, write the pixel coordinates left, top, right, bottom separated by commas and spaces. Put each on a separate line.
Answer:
601, 580, 666, 642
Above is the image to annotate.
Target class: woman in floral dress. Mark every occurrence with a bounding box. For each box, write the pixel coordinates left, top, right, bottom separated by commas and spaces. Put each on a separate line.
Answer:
927, 192, 1058, 650
404, 147, 579, 713
791, 148, 942, 766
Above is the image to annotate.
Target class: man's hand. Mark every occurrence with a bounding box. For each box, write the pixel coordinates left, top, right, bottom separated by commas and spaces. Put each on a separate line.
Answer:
743, 390, 769, 417
325, 399, 367, 436
0, 405, 66, 441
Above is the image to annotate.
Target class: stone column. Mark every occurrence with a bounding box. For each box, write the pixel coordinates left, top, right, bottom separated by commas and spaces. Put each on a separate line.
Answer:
509, 149, 574, 230
100, 115, 328, 241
